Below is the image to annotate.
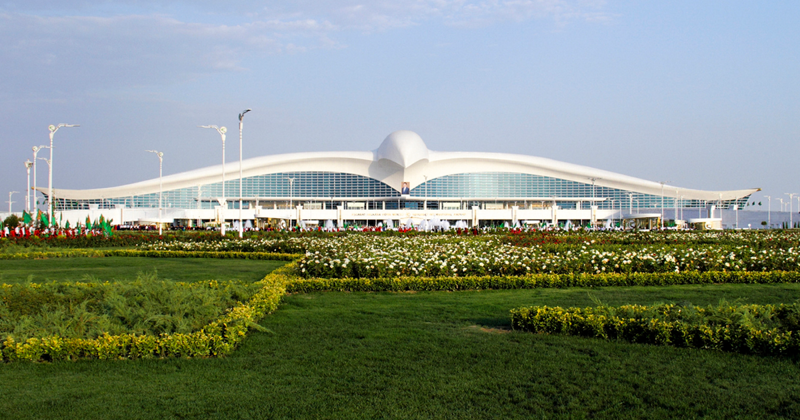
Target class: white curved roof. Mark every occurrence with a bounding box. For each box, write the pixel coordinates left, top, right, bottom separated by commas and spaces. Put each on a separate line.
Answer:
47, 130, 758, 201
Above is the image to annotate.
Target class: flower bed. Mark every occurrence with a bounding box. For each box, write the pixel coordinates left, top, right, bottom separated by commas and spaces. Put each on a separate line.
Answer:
293, 236, 800, 278
510, 301, 800, 357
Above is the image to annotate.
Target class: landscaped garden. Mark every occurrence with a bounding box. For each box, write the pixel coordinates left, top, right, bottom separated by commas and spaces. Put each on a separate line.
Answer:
2, 230, 800, 418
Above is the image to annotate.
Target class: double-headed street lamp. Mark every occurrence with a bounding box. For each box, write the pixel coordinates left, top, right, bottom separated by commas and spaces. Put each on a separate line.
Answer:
47, 124, 79, 219
24, 160, 32, 212
659, 181, 671, 229
32, 145, 49, 211
238, 109, 251, 238
145, 150, 164, 235
287, 177, 295, 224
200, 125, 227, 236
7, 191, 18, 214
764, 195, 771, 228
787, 193, 796, 229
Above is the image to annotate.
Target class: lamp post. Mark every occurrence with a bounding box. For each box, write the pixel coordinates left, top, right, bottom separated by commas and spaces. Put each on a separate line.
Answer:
200, 125, 227, 236
238, 109, 251, 238
24, 160, 32, 212
423, 175, 428, 210
787, 193, 796, 229
778, 198, 784, 228
145, 150, 164, 235
31, 145, 48, 212
588, 177, 598, 230
287, 177, 295, 227
628, 193, 633, 214
7, 191, 18, 214
659, 181, 670, 229
47, 124, 79, 220
38, 158, 51, 225
764, 195, 771, 228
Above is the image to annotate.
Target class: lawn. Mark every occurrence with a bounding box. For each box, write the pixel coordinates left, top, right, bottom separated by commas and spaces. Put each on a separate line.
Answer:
0, 257, 286, 284
2, 283, 800, 419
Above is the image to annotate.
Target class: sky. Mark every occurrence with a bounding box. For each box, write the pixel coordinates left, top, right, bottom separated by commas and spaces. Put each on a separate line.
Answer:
1, 1, 798, 212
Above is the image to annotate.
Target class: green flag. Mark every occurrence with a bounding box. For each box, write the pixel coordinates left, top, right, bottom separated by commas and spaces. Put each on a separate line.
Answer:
102, 220, 113, 237
23, 211, 32, 225
40, 212, 50, 228
65, 220, 71, 229
86, 216, 92, 231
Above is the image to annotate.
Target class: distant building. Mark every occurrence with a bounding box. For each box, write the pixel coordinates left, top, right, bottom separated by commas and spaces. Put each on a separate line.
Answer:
40, 130, 758, 227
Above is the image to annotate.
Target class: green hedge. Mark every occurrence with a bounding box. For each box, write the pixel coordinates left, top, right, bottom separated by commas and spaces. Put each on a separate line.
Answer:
0, 249, 302, 261
1, 264, 297, 362
509, 302, 800, 357
0, 250, 107, 260
104, 249, 302, 261
286, 271, 800, 293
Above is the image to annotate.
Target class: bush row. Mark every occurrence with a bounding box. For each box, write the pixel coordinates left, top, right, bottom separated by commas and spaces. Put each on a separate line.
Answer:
0, 250, 107, 260
286, 270, 800, 293
0, 249, 302, 261
104, 249, 302, 261
1, 263, 296, 362
509, 302, 800, 357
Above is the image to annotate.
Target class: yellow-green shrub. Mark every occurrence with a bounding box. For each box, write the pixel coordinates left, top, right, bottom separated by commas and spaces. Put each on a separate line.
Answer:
286, 270, 800, 293
1, 263, 296, 362
510, 302, 800, 357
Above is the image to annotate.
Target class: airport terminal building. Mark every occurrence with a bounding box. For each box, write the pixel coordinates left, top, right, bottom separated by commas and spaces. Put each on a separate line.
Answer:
41, 130, 758, 228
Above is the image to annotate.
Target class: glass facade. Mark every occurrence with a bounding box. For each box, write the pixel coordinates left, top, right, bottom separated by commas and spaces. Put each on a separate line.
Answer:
409, 172, 749, 210
55, 172, 400, 210
54, 171, 749, 211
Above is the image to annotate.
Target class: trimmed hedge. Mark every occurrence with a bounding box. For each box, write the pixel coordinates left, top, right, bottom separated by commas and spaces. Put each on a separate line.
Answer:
1, 263, 296, 362
104, 249, 302, 261
286, 270, 800, 293
0, 250, 107, 260
0, 249, 302, 261
510, 302, 800, 357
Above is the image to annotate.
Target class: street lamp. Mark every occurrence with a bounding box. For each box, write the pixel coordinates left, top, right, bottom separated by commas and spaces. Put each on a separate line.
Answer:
24, 160, 32, 212
31, 145, 49, 212
238, 109, 251, 238
145, 150, 164, 235
287, 177, 295, 227
423, 175, 428, 210
47, 124, 79, 219
7, 191, 18, 214
659, 181, 671, 229
38, 158, 51, 224
787, 193, 796, 229
200, 125, 227, 236
764, 195, 771, 228
588, 177, 598, 230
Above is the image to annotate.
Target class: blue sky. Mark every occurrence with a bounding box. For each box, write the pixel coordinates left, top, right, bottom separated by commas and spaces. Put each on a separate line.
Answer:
1, 1, 798, 211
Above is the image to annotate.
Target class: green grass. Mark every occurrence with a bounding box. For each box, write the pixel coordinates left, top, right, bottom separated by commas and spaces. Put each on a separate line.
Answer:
3, 283, 800, 419
0, 257, 286, 284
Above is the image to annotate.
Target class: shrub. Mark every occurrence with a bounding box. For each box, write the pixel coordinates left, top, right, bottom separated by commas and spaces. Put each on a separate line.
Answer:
510, 301, 800, 357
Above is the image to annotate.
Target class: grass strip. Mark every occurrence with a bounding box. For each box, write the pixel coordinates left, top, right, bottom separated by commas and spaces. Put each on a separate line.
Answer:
510, 302, 800, 357
286, 270, 800, 293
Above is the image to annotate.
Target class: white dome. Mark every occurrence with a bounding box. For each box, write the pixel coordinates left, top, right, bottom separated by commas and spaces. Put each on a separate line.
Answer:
375, 130, 429, 168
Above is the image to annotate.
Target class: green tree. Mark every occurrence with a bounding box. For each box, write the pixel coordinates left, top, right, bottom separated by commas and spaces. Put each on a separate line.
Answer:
3, 214, 20, 228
